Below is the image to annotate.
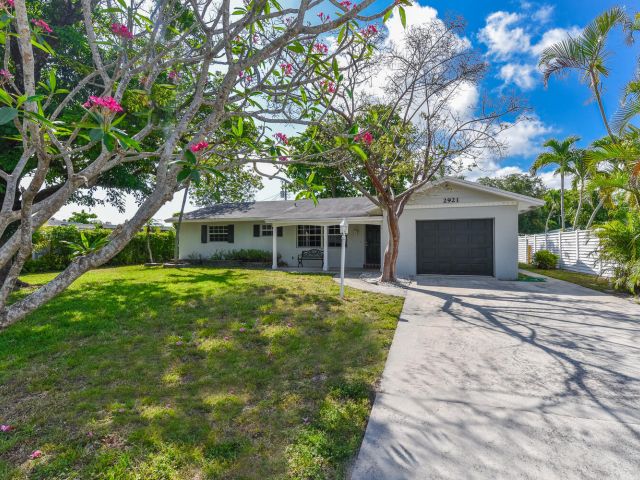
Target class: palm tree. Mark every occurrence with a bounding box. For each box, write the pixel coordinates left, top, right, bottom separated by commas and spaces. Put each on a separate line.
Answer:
531, 136, 581, 230
568, 149, 591, 229
538, 7, 632, 140
543, 190, 561, 232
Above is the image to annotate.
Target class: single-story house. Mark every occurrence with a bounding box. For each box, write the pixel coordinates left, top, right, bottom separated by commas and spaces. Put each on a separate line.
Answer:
168, 177, 544, 280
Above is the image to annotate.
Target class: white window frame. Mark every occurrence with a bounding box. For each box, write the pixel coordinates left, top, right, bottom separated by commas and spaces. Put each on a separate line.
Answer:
261, 224, 273, 237
208, 225, 228, 242
327, 225, 343, 247
296, 225, 322, 248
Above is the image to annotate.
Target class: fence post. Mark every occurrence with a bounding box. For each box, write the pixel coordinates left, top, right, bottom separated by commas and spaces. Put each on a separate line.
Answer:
534, 234, 537, 253
558, 231, 563, 268
575, 230, 580, 269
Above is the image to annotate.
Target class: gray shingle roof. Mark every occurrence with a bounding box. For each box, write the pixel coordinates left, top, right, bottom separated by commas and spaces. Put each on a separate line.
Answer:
174, 197, 380, 222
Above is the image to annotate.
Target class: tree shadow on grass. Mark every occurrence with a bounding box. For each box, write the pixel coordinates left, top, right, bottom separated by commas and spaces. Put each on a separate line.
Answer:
0, 268, 400, 479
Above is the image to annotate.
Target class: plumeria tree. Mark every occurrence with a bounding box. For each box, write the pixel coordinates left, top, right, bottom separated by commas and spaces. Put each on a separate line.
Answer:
0, 0, 407, 327
291, 20, 521, 281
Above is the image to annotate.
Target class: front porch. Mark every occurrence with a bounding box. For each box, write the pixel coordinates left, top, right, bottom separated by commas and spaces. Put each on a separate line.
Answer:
267, 218, 383, 272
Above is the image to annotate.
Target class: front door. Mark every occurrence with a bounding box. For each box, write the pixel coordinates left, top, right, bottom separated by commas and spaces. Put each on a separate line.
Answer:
365, 225, 381, 267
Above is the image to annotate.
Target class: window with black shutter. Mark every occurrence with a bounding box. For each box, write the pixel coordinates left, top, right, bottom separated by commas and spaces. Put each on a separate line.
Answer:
253, 224, 260, 237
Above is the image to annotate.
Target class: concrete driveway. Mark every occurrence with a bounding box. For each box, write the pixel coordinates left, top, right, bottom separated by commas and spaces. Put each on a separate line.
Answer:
351, 274, 640, 480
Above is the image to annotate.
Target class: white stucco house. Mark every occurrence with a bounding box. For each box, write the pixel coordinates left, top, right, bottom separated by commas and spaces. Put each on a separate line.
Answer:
168, 177, 544, 280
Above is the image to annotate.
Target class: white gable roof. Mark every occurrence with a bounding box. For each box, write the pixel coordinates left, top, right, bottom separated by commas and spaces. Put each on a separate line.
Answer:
413, 177, 545, 213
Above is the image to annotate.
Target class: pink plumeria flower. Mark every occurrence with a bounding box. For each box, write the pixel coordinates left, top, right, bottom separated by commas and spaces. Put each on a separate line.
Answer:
111, 23, 134, 40
168, 69, 180, 83
355, 131, 373, 145
1, 424, 13, 432
31, 19, 52, 34
339, 0, 353, 10
274, 132, 289, 145
0, 69, 13, 83
320, 80, 336, 93
360, 24, 379, 38
1, 0, 14, 10
239, 327, 246, 332
278, 155, 289, 162
317, 12, 330, 23
280, 63, 293, 76
83, 96, 123, 114
29, 450, 43, 459
313, 43, 329, 54
189, 141, 209, 153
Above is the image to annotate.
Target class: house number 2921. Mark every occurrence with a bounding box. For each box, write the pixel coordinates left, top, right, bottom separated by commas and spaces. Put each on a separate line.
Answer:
443, 197, 459, 203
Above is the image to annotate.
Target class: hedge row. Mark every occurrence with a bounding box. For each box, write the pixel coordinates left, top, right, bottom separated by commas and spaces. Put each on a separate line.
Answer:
24, 226, 175, 273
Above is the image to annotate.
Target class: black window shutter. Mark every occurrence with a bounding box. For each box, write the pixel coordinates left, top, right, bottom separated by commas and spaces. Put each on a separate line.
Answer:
227, 225, 234, 243
277, 226, 283, 237
201, 225, 208, 243
253, 224, 260, 237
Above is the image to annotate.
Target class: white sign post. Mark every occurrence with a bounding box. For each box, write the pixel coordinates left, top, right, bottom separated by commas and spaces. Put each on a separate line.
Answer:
339, 219, 348, 299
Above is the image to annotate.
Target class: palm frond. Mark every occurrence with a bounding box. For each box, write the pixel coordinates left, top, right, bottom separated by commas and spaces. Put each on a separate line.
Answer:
612, 99, 640, 133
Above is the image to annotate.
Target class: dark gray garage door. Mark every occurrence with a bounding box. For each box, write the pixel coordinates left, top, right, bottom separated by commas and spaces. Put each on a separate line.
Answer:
416, 219, 494, 275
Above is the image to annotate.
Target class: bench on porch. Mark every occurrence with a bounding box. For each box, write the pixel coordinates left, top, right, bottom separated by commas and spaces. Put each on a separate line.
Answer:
297, 249, 324, 268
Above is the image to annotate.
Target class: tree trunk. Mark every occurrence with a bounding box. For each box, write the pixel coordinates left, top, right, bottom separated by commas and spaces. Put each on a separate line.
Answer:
573, 182, 584, 229
545, 206, 555, 233
173, 183, 190, 262
381, 206, 400, 282
590, 70, 615, 141
146, 225, 154, 263
560, 171, 565, 230
586, 196, 605, 229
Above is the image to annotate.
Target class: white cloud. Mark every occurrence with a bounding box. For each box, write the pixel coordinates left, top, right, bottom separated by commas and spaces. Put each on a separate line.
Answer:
498, 115, 554, 156
384, 3, 438, 48
478, 11, 531, 59
447, 81, 480, 115
530, 26, 581, 56
532, 5, 554, 24
498, 63, 538, 90
459, 115, 554, 180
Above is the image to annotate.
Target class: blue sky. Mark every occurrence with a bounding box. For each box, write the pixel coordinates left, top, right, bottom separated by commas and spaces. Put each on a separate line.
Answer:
269, 0, 637, 194
365, 0, 638, 185
57, 0, 638, 223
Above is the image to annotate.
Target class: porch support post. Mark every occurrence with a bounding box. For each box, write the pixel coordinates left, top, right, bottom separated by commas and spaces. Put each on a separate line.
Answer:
272, 229, 278, 270
323, 225, 329, 272
339, 219, 347, 299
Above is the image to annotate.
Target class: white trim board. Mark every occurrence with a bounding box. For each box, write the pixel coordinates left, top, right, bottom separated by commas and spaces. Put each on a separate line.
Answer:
403, 201, 518, 210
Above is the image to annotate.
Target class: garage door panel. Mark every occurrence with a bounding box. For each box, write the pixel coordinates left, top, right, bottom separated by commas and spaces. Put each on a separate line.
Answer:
416, 219, 494, 276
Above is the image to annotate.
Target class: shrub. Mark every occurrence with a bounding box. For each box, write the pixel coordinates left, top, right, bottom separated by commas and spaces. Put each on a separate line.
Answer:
210, 249, 276, 263
533, 249, 558, 269
24, 226, 175, 273
596, 214, 640, 294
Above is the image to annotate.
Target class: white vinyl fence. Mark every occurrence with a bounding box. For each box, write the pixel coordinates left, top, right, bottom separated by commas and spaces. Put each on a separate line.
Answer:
518, 229, 613, 277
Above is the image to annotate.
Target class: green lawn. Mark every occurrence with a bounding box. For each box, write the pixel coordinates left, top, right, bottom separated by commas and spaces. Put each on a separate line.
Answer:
518, 263, 622, 295
0, 266, 403, 479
